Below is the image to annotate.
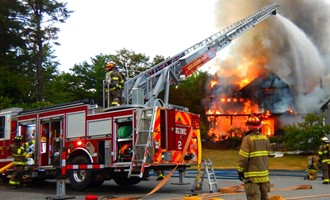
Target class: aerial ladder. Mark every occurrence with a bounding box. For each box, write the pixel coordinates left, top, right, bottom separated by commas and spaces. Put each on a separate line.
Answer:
122, 3, 278, 108
127, 3, 279, 178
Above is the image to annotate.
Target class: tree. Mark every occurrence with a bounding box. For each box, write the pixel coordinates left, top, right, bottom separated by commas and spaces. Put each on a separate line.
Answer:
0, 0, 27, 64
22, 0, 72, 101
61, 49, 152, 106
0, 0, 30, 108
0, 0, 72, 107
283, 113, 330, 151
112, 48, 150, 79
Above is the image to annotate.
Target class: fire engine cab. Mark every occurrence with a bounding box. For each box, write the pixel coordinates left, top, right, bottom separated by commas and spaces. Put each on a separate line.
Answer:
0, 3, 278, 190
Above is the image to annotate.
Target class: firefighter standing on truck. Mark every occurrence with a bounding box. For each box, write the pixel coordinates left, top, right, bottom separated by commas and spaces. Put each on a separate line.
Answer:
105, 61, 124, 107
318, 136, 330, 184
9, 136, 28, 189
237, 114, 271, 200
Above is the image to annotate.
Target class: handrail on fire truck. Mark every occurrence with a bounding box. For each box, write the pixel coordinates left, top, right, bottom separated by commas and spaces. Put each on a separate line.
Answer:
122, 3, 279, 107
19, 99, 93, 115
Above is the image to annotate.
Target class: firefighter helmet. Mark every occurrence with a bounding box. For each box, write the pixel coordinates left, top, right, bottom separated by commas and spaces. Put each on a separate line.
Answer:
13, 135, 23, 142
321, 136, 329, 143
106, 61, 116, 71
246, 114, 262, 128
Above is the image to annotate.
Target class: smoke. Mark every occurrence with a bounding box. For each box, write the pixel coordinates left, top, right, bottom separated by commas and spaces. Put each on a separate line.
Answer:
212, 0, 330, 113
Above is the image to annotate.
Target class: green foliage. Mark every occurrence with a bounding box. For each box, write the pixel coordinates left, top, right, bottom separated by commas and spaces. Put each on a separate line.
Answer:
0, 0, 72, 104
0, 96, 13, 109
269, 136, 286, 144
112, 48, 151, 79
15, 101, 53, 110
167, 71, 209, 117
282, 113, 330, 151
60, 49, 154, 106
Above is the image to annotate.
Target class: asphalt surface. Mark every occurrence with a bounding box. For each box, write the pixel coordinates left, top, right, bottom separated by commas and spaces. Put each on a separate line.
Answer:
1, 170, 330, 200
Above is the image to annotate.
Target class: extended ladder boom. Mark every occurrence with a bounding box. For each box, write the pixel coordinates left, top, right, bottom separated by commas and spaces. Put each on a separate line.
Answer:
123, 3, 279, 107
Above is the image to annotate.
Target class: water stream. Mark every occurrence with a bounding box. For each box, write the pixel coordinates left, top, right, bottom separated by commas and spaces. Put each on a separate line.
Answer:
274, 14, 326, 112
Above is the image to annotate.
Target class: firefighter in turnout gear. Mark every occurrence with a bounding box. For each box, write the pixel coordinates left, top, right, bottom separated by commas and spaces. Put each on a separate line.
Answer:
105, 61, 124, 107
9, 136, 28, 189
318, 136, 330, 184
305, 155, 319, 180
238, 115, 271, 200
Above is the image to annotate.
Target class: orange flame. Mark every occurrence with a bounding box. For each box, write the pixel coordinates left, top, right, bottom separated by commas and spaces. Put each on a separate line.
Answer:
206, 55, 274, 142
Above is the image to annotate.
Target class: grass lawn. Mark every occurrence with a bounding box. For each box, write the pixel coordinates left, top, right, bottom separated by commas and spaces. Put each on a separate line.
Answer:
201, 149, 308, 170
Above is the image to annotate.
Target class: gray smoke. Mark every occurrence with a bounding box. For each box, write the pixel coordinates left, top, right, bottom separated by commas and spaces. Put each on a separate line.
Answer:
211, 0, 330, 113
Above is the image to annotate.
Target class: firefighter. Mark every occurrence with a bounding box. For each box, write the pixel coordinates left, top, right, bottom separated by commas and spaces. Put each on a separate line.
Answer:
318, 136, 330, 184
238, 114, 271, 200
9, 136, 28, 189
105, 61, 124, 107
305, 155, 319, 180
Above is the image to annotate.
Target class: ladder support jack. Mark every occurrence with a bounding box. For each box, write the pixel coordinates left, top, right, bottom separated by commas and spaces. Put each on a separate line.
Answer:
172, 168, 190, 185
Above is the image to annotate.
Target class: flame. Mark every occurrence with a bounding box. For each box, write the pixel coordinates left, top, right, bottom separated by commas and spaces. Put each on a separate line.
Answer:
210, 80, 218, 88
240, 78, 251, 89
206, 55, 275, 142
207, 111, 275, 142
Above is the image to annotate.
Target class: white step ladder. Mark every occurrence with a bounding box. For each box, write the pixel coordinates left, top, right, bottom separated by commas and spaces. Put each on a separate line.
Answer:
128, 108, 154, 178
192, 159, 219, 193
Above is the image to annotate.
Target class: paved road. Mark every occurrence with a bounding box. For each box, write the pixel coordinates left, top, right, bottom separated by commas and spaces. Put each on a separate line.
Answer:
1, 170, 330, 200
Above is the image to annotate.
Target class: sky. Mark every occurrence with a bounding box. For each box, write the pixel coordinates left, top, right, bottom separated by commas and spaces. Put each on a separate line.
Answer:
55, 0, 219, 73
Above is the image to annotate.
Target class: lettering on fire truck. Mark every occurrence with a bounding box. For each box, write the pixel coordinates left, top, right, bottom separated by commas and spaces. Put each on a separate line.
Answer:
175, 127, 187, 135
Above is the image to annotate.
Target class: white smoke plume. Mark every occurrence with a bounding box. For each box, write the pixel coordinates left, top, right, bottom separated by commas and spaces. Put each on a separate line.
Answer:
211, 0, 330, 113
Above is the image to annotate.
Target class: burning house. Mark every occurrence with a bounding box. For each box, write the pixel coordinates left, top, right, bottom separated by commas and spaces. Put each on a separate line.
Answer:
206, 71, 298, 141
205, 0, 330, 141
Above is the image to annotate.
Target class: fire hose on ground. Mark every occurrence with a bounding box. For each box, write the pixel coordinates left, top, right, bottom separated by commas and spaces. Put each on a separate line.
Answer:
169, 184, 328, 200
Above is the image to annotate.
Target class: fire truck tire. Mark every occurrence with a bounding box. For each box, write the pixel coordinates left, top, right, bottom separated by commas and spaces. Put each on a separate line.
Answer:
68, 156, 93, 190
113, 173, 141, 186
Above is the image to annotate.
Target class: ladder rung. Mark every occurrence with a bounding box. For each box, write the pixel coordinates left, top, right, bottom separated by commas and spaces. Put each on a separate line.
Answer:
141, 117, 151, 120
135, 144, 147, 147
138, 130, 149, 133
132, 159, 144, 163
128, 109, 154, 179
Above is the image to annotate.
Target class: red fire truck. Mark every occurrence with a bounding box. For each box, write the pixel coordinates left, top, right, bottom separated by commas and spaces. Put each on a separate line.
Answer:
0, 3, 278, 190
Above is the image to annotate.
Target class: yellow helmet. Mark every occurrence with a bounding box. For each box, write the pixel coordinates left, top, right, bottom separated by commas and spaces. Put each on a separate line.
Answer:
321, 136, 329, 143
106, 61, 116, 71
